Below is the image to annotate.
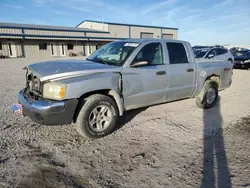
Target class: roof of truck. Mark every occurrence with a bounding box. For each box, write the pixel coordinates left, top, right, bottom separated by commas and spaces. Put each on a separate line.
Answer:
120, 38, 187, 44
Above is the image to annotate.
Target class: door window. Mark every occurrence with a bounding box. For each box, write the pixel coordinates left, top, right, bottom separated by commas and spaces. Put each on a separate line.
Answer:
216, 48, 228, 55
166, 42, 189, 64
133, 42, 163, 65
207, 49, 216, 56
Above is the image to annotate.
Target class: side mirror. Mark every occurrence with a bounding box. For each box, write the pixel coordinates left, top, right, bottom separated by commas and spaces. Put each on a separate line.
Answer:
207, 54, 215, 59
130, 61, 148, 67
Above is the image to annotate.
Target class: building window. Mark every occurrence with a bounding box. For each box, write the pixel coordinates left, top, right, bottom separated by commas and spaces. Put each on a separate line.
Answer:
89, 44, 91, 55
39, 43, 47, 50
162, 34, 173, 39
166, 42, 189, 64
140, 32, 153, 39
96, 43, 102, 50
67, 43, 74, 50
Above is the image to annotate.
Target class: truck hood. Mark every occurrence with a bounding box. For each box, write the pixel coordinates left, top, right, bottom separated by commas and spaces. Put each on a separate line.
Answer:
27, 60, 122, 82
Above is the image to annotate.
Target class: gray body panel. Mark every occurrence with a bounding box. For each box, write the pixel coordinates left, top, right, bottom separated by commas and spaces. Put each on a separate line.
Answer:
25, 39, 233, 115
28, 60, 122, 81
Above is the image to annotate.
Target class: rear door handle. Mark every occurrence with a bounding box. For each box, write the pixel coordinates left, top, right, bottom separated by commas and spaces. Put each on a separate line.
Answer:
156, 71, 166, 75
186, 68, 194, 72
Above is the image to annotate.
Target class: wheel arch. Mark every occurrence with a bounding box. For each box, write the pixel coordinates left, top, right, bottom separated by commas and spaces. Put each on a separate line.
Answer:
205, 74, 221, 89
228, 58, 234, 64
73, 89, 123, 123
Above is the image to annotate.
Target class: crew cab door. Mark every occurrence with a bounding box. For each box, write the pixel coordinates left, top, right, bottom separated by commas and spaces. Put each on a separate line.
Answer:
122, 42, 168, 110
165, 42, 196, 101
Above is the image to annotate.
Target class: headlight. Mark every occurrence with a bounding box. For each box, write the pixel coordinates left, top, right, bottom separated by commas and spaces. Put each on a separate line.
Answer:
43, 82, 66, 100
244, 59, 250, 63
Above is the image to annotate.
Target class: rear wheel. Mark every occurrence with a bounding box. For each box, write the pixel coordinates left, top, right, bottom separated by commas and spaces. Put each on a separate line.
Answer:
75, 94, 118, 139
195, 80, 219, 109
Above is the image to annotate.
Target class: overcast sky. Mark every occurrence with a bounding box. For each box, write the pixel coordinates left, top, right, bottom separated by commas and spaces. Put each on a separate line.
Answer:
0, 0, 249, 45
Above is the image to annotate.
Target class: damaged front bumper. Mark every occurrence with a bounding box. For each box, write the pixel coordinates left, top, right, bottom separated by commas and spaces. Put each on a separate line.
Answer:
17, 89, 78, 125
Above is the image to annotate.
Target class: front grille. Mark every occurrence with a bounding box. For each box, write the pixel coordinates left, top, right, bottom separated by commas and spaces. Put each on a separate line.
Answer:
234, 60, 243, 64
25, 70, 42, 99
28, 74, 41, 92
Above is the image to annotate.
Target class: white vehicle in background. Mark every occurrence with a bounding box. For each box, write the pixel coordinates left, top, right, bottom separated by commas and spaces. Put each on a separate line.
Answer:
194, 46, 234, 64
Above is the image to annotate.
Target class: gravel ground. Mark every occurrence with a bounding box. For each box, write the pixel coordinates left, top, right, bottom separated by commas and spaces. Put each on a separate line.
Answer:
0, 57, 249, 188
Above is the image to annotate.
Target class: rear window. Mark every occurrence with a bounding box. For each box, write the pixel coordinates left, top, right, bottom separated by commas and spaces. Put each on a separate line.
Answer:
166, 42, 189, 64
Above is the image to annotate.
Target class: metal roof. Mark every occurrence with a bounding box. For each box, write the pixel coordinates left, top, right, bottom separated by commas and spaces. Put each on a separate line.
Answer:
0, 33, 127, 41
77, 20, 179, 30
117, 38, 184, 43
0, 22, 109, 33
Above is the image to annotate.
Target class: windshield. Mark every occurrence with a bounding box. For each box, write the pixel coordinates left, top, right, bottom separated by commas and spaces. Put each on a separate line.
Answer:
235, 51, 250, 57
194, 48, 209, 58
87, 41, 139, 66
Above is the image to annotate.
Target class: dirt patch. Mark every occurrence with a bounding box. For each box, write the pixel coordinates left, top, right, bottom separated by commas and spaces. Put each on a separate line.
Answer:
14, 146, 93, 188
191, 116, 250, 188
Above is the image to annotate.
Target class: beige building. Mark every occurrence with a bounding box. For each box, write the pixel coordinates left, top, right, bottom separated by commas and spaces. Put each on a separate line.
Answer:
0, 20, 178, 58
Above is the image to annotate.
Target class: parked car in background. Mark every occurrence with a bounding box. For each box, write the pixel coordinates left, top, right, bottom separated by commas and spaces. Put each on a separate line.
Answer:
233, 50, 250, 69
15, 39, 233, 139
192, 45, 211, 51
194, 46, 234, 64
229, 47, 239, 55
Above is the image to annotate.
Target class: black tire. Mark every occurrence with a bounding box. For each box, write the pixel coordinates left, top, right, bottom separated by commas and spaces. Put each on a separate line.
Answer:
195, 80, 219, 109
75, 94, 118, 139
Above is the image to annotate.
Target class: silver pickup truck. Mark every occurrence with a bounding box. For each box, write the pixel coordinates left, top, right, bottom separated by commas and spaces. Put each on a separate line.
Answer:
16, 39, 233, 138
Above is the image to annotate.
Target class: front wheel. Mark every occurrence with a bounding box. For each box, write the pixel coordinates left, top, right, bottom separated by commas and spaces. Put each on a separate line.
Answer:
75, 94, 118, 139
195, 80, 219, 109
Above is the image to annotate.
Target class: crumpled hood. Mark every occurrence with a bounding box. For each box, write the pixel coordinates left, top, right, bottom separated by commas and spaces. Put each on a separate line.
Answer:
27, 60, 122, 81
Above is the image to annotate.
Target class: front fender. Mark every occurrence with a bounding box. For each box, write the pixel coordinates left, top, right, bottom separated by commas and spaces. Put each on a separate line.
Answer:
58, 72, 124, 115
61, 72, 120, 98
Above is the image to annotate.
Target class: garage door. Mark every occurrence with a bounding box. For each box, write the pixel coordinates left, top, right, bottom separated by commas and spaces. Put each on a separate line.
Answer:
140, 32, 153, 38
162, 34, 174, 39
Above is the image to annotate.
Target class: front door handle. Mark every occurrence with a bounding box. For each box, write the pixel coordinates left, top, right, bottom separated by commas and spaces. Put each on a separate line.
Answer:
186, 68, 194, 72
156, 71, 166, 75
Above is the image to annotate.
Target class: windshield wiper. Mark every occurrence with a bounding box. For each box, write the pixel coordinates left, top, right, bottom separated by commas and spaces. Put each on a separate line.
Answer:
97, 58, 109, 65
86, 57, 108, 65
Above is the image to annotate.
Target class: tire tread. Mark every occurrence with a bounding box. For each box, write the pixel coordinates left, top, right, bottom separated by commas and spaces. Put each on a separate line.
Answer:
195, 80, 218, 109
75, 94, 118, 139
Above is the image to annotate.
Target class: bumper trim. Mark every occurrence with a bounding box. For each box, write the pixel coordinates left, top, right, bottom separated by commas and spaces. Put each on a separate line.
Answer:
18, 90, 65, 111
18, 89, 78, 125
